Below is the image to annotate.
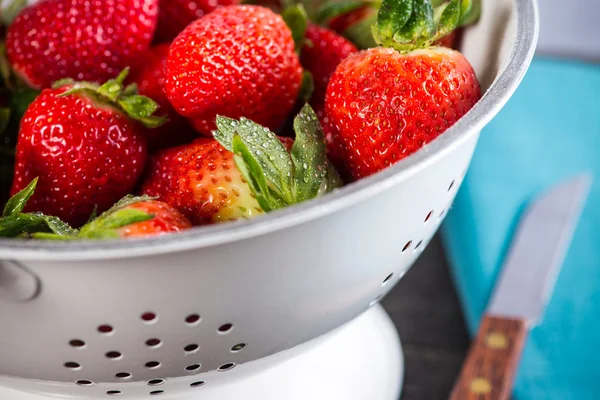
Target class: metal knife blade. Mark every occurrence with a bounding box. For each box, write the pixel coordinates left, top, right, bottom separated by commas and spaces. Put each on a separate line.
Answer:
487, 174, 592, 325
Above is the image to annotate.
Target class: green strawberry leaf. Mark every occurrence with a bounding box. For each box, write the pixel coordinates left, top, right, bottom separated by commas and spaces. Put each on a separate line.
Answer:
77, 195, 155, 238
3, 177, 36, 217
0, 177, 78, 237
291, 104, 330, 201
282, 4, 309, 52
54, 69, 167, 128
0, 0, 28, 26
461, 0, 480, 25
97, 67, 129, 102
0, 213, 77, 238
231, 136, 280, 212
31, 232, 78, 240
373, 0, 476, 51
316, 0, 370, 24
215, 116, 294, 203
0, 42, 13, 90
299, 71, 314, 104
343, 12, 378, 49
213, 104, 343, 212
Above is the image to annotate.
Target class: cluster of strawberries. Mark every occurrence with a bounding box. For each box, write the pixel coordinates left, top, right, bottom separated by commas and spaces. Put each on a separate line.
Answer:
0, 0, 481, 239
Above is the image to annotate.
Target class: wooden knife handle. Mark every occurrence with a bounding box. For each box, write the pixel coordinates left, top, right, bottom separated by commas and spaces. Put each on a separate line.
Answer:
449, 315, 528, 400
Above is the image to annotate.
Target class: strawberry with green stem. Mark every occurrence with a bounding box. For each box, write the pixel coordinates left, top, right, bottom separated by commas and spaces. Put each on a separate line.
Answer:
10, 69, 165, 227
325, 0, 482, 180
0, 178, 192, 238
142, 104, 341, 224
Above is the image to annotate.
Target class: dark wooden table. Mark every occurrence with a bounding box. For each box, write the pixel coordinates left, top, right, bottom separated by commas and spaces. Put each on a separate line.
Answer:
382, 235, 470, 400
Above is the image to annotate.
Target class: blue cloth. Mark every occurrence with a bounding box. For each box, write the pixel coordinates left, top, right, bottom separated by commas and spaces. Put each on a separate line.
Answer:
441, 57, 600, 400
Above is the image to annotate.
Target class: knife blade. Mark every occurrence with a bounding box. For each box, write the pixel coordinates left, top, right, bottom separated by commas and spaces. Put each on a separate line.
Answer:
449, 174, 592, 400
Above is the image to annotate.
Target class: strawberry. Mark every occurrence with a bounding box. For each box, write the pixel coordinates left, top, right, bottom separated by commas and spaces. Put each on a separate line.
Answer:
107, 198, 192, 238
155, 0, 240, 42
301, 24, 357, 111
6, 0, 159, 89
325, 0, 481, 180
10, 69, 165, 227
0, 183, 190, 238
142, 104, 341, 224
164, 5, 302, 136
132, 44, 196, 151
141, 138, 269, 224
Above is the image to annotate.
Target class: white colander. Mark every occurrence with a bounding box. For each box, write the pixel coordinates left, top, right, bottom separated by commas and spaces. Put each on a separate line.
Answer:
0, 0, 538, 398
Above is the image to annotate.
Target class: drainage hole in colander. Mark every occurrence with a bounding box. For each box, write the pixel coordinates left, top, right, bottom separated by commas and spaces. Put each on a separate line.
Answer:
218, 323, 233, 334
149, 391, 164, 396
105, 351, 122, 360
439, 209, 446, 220
145, 361, 161, 369
76, 379, 94, 386
97, 324, 114, 334
64, 362, 81, 370
190, 380, 205, 387
115, 372, 132, 380
402, 241, 412, 252
185, 314, 201, 325
448, 180, 455, 191
184, 344, 199, 353
414, 240, 423, 252
141, 312, 157, 323
218, 363, 236, 372
69, 339, 86, 348
382, 273, 393, 286
231, 343, 246, 353
424, 211, 433, 223
106, 390, 121, 396
185, 364, 201, 372
147, 379, 164, 386
146, 338, 162, 348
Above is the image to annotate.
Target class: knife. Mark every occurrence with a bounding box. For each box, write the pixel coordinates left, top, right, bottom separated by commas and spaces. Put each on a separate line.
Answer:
449, 174, 592, 400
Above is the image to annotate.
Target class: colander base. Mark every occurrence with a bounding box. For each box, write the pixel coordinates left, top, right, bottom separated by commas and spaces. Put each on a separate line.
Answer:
0, 304, 403, 399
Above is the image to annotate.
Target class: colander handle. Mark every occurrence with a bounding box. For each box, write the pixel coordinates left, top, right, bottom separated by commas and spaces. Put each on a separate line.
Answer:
0, 260, 40, 302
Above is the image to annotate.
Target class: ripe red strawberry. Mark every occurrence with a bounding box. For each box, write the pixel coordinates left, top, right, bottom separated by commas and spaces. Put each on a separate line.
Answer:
325, 0, 481, 180
115, 199, 192, 237
301, 24, 357, 111
142, 105, 341, 224
10, 70, 165, 226
6, 0, 159, 89
141, 138, 267, 224
155, 0, 240, 42
164, 5, 302, 136
132, 44, 196, 151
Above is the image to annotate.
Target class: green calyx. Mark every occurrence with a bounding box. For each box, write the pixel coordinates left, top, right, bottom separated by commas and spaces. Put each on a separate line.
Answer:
0, 0, 28, 26
373, 0, 477, 51
0, 178, 156, 239
316, 0, 379, 25
213, 104, 342, 213
282, 4, 309, 53
0, 178, 78, 238
53, 68, 167, 128
298, 70, 314, 104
